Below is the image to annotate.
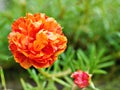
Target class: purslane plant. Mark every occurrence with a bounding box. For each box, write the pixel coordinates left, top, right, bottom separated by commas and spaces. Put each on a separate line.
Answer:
5, 13, 114, 90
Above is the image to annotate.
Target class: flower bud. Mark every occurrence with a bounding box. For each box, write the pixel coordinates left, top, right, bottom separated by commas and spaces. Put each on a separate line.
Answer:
71, 70, 90, 88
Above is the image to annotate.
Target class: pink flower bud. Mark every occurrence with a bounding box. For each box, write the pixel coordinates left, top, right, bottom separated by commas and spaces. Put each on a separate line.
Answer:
71, 70, 90, 88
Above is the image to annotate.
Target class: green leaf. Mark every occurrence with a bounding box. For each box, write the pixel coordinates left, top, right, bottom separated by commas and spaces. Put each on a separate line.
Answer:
0, 67, 6, 89
98, 61, 114, 68
89, 44, 96, 64
7, 55, 14, 61
93, 69, 107, 74
45, 81, 57, 90
77, 49, 89, 65
54, 60, 60, 72
64, 76, 73, 85
0, 54, 9, 61
88, 44, 97, 73
100, 55, 113, 63
77, 51, 85, 69
20, 78, 28, 90
27, 69, 39, 86
70, 62, 76, 72
97, 48, 106, 59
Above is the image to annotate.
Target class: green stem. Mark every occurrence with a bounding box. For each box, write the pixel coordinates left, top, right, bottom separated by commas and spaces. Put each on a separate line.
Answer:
72, 84, 77, 90
0, 67, 7, 90
38, 68, 71, 78
52, 77, 70, 87
38, 68, 72, 87
90, 81, 99, 90
38, 69, 51, 78
52, 69, 71, 77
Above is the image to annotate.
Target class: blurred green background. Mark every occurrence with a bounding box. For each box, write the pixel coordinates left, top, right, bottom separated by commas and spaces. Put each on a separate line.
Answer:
0, 0, 120, 90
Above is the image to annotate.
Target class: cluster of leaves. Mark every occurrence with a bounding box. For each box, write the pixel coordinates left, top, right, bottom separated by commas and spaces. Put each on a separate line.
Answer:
18, 45, 114, 90
0, 0, 120, 90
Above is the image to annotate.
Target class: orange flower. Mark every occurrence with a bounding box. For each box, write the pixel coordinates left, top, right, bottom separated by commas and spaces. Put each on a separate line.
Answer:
8, 13, 67, 69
